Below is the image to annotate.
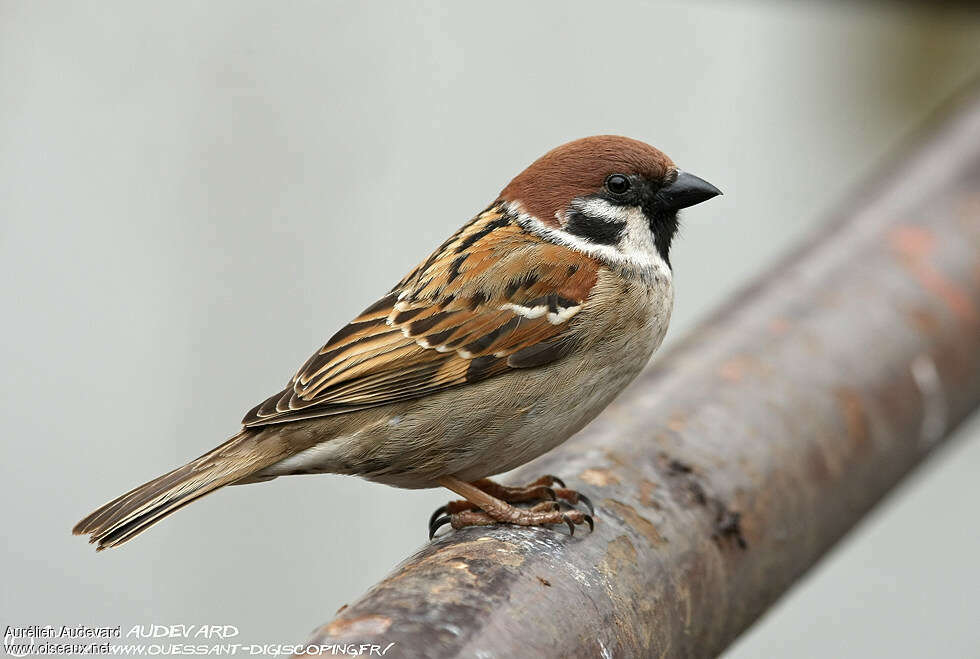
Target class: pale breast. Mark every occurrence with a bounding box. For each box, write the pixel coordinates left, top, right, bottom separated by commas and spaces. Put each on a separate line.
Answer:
457, 268, 673, 478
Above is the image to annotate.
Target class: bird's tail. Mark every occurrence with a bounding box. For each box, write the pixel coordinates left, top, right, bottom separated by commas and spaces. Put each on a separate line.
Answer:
73, 428, 283, 551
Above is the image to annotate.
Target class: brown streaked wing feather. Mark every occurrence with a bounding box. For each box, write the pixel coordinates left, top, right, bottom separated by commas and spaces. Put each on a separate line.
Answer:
242, 205, 599, 427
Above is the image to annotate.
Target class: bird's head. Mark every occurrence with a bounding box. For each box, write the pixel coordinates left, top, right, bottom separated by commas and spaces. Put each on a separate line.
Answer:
499, 135, 721, 269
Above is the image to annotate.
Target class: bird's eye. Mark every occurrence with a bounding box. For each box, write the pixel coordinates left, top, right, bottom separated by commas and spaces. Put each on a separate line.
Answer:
605, 174, 631, 195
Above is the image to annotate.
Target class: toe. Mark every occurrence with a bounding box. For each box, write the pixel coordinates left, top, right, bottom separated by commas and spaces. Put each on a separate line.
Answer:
429, 514, 452, 539
428, 505, 448, 528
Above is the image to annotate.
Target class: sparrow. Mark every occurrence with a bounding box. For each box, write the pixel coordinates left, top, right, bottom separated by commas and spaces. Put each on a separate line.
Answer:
73, 135, 720, 550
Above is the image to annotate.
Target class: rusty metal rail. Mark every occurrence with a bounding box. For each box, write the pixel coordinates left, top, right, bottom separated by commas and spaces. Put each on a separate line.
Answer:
299, 87, 980, 658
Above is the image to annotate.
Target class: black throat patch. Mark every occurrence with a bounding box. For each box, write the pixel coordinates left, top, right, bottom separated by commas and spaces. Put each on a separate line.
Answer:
645, 207, 678, 268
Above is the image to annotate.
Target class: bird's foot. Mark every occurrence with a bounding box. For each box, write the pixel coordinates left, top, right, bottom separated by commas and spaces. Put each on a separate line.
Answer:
432, 503, 594, 537
429, 475, 594, 538
427, 474, 593, 530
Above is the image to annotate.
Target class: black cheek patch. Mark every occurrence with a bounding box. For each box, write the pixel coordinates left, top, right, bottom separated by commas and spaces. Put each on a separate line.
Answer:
564, 209, 625, 246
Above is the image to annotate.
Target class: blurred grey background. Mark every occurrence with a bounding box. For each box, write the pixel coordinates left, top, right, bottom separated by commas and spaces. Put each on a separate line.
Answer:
2, 2, 979, 657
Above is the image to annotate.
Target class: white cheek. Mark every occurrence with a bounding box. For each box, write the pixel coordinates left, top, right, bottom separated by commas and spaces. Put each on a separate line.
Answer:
512, 199, 670, 283
616, 206, 663, 265
570, 197, 627, 223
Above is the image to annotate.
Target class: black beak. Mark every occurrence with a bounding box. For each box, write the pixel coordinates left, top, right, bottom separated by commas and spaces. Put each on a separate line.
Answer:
658, 171, 722, 210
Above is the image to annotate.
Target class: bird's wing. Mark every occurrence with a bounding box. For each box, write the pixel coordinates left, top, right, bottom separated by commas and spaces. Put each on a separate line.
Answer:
242, 205, 600, 427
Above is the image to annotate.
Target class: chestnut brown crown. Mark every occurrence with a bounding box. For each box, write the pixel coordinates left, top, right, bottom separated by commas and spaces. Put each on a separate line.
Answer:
499, 136, 676, 227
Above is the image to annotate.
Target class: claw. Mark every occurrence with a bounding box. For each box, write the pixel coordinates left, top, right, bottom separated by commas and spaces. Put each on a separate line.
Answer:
429, 514, 452, 539
429, 476, 593, 538
428, 505, 448, 529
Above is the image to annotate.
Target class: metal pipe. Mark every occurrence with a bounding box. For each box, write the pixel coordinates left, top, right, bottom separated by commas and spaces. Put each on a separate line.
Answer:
298, 87, 980, 658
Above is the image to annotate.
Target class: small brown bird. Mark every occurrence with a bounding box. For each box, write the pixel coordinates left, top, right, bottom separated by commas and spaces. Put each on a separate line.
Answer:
73, 136, 720, 549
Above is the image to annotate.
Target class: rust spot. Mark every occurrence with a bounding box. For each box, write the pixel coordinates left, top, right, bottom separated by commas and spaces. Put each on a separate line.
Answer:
957, 193, 980, 228
604, 499, 666, 547
718, 357, 745, 382
718, 355, 756, 382
325, 614, 391, 637
597, 535, 640, 643
666, 413, 688, 432
599, 535, 637, 575
808, 443, 844, 482
414, 537, 524, 568
597, 534, 657, 652
835, 387, 871, 453
638, 478, 660, 508
537, 576, 551, 587
580, 468, 621, 487
889, 225, 979, 325
890, 225, 934, 258
604, 450, 634, 469
429, 560, 479, 594
807, 445, 831, 483
907, 307, 941, 336
769, 317, 791, 335
386, 536, 525, 598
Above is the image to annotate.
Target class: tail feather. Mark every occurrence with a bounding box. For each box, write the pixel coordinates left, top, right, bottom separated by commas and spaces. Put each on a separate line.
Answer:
73, 428, 282, 551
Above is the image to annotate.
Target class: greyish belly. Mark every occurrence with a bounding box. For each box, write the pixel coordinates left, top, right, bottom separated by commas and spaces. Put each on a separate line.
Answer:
341, 352, 652, 488
328, 323, 662, 488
